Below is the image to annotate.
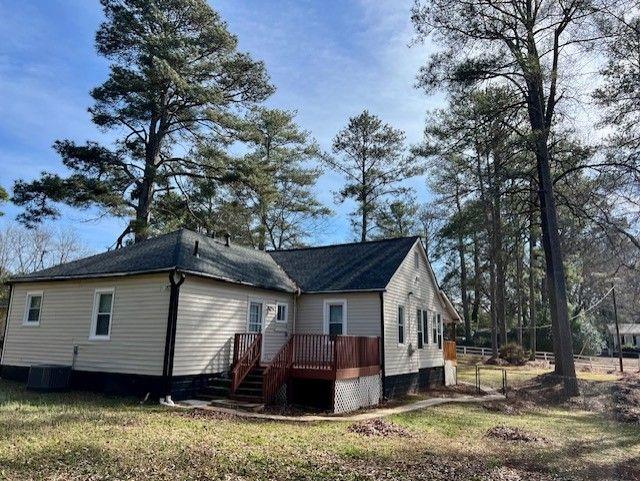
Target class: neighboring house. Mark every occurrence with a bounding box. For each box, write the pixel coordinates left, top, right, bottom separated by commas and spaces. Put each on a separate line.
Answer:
0, 229, 459, 413
607, 324, 640, 350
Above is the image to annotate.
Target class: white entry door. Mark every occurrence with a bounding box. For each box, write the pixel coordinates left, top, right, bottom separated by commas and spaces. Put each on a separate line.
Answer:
247, 300, 263, 334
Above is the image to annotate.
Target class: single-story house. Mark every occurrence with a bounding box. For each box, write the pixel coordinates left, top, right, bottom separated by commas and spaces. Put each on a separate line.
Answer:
0, 229, 460, 413
607, 324, 640, 350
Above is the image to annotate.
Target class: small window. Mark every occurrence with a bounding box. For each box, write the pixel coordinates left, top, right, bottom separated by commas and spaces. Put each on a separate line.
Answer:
414, 251, 419, 269
422, 310, 429, 346
327, 302, 345, 336
90, 288, 114, 340
276, 303, 288, 323
416, 309, 423, 349
432, 312, 439, 347
248, 301, 263, 333
398, 305, 405, 344
23, 292, 43, 326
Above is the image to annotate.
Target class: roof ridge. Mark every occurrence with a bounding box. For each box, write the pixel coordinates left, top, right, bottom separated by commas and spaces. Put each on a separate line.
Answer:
268, 235, 420, 253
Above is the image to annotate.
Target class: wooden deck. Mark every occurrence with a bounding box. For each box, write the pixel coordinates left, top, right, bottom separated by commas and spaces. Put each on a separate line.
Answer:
233, 333, 381, 404
287, 334, 381, 381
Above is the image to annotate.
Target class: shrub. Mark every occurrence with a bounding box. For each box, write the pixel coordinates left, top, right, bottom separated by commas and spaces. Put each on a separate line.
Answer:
499, 342, 527, 365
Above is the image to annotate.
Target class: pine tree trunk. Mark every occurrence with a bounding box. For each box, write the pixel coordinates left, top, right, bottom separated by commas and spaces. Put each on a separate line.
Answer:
494, 201, 507, 346
455, 186, 471, 341
526, 76, 578, 396
134, 162, 156, 243
516, 235, 524, 347
529, 181, 538, 359
471, 233, 481, 338
490, 258, 498, 358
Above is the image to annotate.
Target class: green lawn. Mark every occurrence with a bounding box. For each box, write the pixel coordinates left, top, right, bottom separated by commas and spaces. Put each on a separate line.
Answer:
0, 377, 638, 481
457, 359, 620, 390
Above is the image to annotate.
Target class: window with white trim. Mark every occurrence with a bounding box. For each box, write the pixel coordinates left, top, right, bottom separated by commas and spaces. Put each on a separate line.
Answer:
325, 300, 346, 336
276, 303, 288, 323
90, 288, 114, 339
414, 251, 419, 269
23, 291, 43, 325
422, 310, 429, 346
416, 309, 423, 348
431, 312, 439, 346
398, 305, 405, 344
248, 301, 263, 332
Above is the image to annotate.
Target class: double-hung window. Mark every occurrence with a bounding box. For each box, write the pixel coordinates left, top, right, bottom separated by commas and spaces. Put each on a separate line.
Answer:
420, 310, 427, 346
398, 305, 405, 344
23, 291, 43, 326
248, 301, 263, 333
275, 303, 288, 323
90, 288, 114, 340
416, 309, 423, 348
324, 300, 346, 336
431, 312, 439, 347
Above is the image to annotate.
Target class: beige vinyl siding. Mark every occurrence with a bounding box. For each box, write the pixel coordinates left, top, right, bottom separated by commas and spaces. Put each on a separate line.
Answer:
383, 241, 445, 376
172, 276, 293, 376
295, 292, 381, 336
1, 274, 170, 375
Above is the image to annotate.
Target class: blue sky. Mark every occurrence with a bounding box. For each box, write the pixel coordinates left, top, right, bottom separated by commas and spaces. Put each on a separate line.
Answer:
0, 0, 443, 252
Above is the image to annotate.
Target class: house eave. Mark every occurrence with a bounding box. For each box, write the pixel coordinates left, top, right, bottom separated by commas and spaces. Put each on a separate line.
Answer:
7, 267, 297, 294
301, 288, 387, 294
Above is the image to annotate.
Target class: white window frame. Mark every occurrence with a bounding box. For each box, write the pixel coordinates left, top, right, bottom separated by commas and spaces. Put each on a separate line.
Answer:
397, 304, 405, 345
414, 251, 420, 269
275, 302, 288, 323
22, 291, 43, 326
416, 308, 423, 349
431, 311, 440, 346
246, 298, 264, 333
422, 310, 429, 346
323, 299, 347, 336
89, 287, 115, 340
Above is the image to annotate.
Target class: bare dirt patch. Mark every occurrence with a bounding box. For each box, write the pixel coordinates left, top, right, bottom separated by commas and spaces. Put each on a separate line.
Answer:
348, 418, 412, 437
176, 408, 240, 421
611, 374, 640, 424
484, 466, 564, 481
486, 425, 548, 443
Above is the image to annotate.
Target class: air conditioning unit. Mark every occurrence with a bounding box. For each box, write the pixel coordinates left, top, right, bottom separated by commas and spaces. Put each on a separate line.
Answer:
27, 364, 71, 391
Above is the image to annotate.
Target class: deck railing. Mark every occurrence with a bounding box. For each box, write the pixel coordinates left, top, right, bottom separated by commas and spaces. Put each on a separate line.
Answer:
230, 333, 262, 394
443, 340, 457, 362
262, 334, 381, 403
262, 336, 294, 404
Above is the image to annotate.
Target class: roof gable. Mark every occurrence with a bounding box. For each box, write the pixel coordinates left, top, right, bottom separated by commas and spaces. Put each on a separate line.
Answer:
268, 236, 419, 292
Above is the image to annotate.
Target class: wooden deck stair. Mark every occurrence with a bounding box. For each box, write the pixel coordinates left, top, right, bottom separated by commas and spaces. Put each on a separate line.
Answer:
197, 333, 381, 406
198, 365, 265, 403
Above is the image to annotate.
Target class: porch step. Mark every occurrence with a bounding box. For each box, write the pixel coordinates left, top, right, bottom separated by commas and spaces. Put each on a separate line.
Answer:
195, 365, 265, 402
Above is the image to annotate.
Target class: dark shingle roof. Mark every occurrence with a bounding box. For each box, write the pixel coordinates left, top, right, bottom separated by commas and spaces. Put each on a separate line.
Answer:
268, 236, 419, 292
10, 229, 296, 292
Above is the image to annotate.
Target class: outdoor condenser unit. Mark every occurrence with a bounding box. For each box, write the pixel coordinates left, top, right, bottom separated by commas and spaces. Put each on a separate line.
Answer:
26, 364, 71, 391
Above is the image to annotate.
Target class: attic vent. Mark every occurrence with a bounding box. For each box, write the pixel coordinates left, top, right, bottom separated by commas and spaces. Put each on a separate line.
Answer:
193, 240, 199, 257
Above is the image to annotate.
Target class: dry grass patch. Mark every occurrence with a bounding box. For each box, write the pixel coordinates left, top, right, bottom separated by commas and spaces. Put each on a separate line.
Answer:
1, 375, 639, 481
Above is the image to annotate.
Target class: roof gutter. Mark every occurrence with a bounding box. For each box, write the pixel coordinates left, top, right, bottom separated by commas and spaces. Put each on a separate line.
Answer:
161, 268, 185, 406
9, 268, 296, 294
302, 288, 387, 294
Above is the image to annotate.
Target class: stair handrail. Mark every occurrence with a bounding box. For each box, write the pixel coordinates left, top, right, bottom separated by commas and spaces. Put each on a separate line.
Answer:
262, 335, 294, 404
230, 333, 262, 394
